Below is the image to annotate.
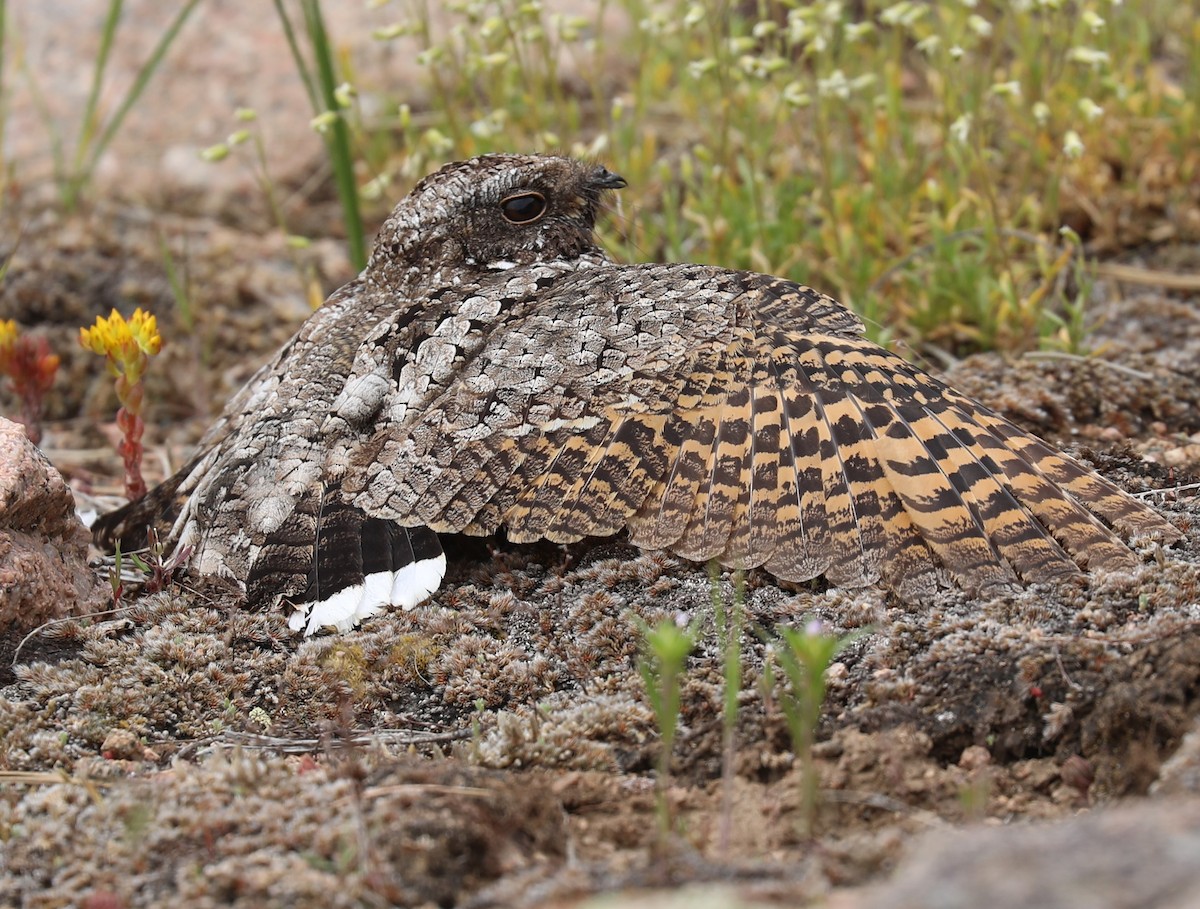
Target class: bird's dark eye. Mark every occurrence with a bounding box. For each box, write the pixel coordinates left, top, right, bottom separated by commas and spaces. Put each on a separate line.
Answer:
500, 192, 547, 224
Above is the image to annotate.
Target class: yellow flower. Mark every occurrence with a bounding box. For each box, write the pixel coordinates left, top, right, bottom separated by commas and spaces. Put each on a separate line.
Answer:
128, 309, 163, 356
0, 319, 19, 374
79, 308, 163, 365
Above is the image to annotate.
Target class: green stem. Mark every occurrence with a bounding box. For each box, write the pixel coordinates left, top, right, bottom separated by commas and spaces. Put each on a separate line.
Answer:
72, 0, 124, 191
20, 51, 67, 191
299, 0, 366, 271
83, 0, 201, 195
272, 0, 319, 112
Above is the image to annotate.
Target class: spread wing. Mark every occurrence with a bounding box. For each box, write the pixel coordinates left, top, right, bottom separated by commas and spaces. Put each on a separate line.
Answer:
333, 262, 1179, 600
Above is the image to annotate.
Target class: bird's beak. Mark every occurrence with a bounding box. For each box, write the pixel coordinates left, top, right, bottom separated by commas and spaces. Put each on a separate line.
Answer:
592, 166, 628, 190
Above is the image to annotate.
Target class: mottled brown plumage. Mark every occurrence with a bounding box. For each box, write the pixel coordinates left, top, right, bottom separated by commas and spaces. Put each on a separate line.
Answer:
94, 153, 1180, 633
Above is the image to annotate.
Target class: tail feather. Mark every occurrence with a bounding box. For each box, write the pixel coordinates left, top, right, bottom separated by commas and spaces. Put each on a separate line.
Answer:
90, 472, 188, 553
260, 494, 445, 636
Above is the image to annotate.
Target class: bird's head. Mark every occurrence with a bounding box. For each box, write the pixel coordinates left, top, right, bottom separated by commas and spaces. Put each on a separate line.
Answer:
368, 154, 626, 283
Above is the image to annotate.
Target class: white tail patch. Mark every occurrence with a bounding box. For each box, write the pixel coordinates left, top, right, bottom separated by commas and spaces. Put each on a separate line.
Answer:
390, 553, 447, 609
287, 552, 448, 636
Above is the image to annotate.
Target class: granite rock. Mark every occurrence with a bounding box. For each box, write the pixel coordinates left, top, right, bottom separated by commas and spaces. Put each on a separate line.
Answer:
0, 417, 106, 631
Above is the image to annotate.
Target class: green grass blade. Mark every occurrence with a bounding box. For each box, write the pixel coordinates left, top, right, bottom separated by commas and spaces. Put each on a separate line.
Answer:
272, 0, 319, 113
20, 55, 67, 194
82, 0, 202, 195
299, 0, 366, 271
72, 0, 124, 185
157, 231, 193, 333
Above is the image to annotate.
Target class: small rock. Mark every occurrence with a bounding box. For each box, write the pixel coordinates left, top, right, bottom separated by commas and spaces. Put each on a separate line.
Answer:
81, 891, 126, 909
856, 797, 1200, 909
1059, 755, 1094, 797
1152, 715, 1200, 797
100, 729, 143, 761
0, 417, 107, 632
1163, 447, 1190, 467
959, 745, 992, 771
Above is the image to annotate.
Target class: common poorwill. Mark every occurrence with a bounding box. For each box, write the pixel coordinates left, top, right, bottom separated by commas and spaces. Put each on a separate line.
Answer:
94, 153, 1181, 634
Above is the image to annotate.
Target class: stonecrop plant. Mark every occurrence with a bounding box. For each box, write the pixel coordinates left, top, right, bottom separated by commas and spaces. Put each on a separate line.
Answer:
79, 308, 163, 500
0, 319, 60, 445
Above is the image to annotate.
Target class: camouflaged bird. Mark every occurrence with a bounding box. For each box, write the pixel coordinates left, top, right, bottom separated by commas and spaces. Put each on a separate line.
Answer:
94, 153, 1181, 634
